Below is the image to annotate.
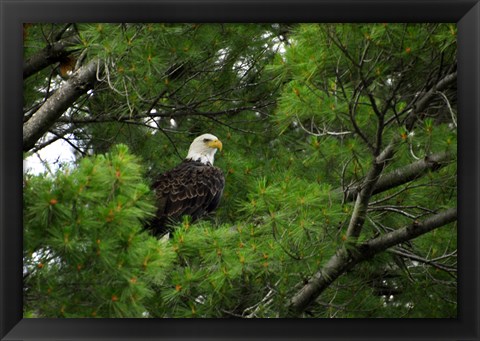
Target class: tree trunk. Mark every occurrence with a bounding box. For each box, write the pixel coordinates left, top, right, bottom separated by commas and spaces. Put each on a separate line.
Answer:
23, 59, 102, 152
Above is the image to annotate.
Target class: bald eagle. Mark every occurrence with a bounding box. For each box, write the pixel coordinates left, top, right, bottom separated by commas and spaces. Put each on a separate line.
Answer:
150, 134, 225, 235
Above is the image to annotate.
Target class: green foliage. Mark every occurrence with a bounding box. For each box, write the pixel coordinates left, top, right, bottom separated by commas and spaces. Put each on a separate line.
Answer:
23, 23, 457, 318
24, 145, 175, 317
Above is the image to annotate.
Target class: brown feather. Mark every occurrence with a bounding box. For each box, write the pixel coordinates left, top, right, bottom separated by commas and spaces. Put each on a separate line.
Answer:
149, 159, 224, 235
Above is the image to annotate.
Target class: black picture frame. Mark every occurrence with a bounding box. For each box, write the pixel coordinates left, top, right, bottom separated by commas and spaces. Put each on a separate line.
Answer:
1, 0, 479, 340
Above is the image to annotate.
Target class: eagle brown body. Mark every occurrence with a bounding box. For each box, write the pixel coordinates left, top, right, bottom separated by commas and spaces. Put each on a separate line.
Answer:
149, 134, 225, 235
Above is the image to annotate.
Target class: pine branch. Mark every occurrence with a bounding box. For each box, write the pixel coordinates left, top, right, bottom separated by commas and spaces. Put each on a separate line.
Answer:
23, 59, 103, 152
342, 151, 454, 202
55, 102, 274, 124
387, 248, 457, 275
23, 36, 80, 79
345, 140, 397, 238
404, 72, 457, 130
287, 207, 457, 316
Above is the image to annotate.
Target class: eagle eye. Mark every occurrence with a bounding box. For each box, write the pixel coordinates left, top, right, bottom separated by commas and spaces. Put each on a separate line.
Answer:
203, 138, 211, 142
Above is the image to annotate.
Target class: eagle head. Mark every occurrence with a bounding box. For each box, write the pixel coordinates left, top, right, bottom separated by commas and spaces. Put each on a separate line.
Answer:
186, 133, 223, 165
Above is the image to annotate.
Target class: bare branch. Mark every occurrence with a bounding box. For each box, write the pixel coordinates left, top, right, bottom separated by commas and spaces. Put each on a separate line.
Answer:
436, 91, 457, 128
56, 101, 274, 125
387, 248, 457, 275
23, 59, 103, 152
23, 36, 80, 79
342, 151, 453, 202
346, 140, 397, 239
404, 72, 457, 130
287, 207, 457, 316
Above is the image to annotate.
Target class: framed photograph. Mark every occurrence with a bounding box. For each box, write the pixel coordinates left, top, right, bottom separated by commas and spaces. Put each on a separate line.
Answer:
1, 0, 479, 340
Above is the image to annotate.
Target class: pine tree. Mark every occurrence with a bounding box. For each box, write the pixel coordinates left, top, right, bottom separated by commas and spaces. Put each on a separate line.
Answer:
23, 23, 457, 318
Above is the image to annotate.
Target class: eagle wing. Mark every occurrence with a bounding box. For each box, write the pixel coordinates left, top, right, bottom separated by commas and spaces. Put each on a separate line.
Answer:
151, 160, 224, 234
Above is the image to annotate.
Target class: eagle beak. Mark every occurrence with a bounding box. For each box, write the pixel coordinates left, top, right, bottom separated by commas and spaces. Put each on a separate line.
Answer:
209, 139, 223, 151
